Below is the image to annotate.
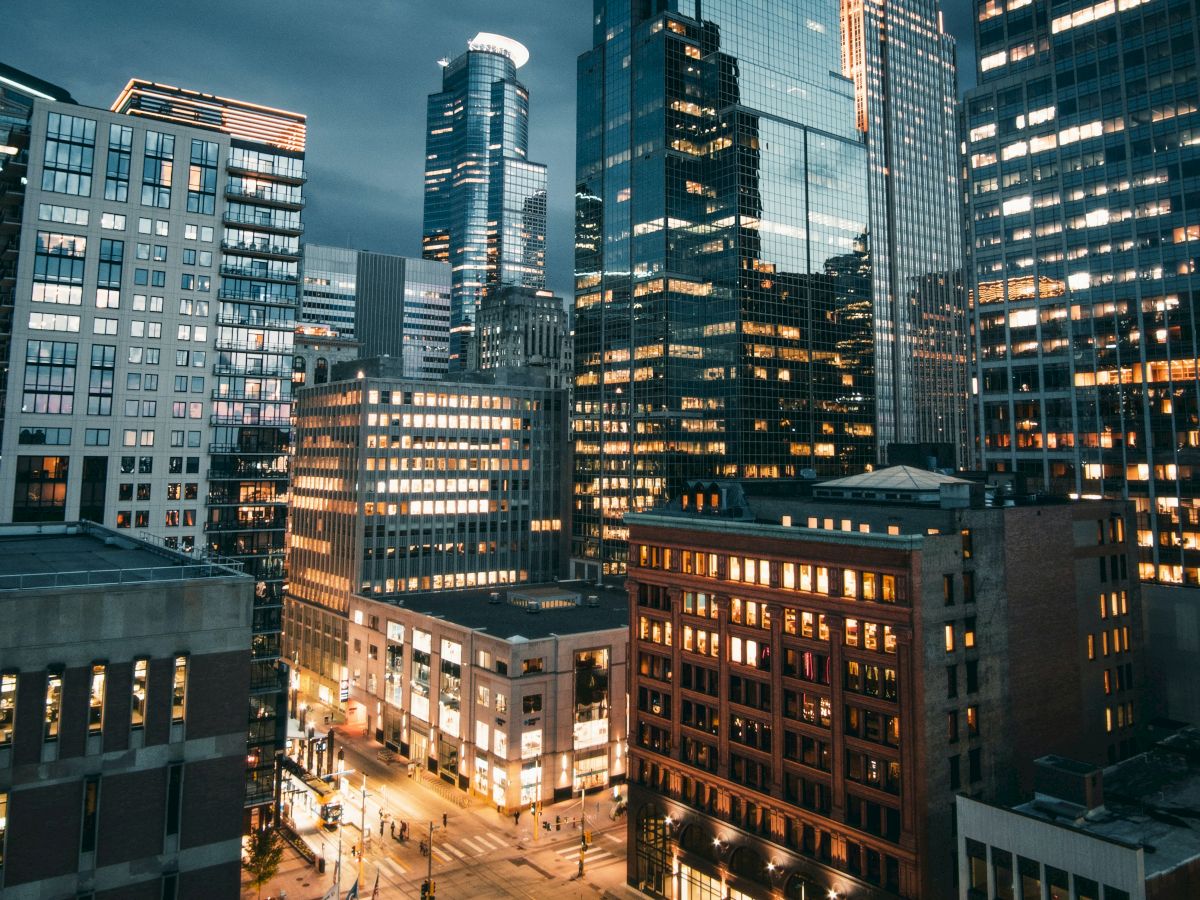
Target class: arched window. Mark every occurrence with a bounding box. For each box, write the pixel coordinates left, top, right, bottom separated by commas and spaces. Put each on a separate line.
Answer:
730, 846, 770, 885
315, 357, 328, 385
292, 355, 306, 384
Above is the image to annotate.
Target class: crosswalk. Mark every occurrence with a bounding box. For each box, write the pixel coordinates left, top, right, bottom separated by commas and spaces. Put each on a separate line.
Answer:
552, 842, 617, 866
428, 830, 511, 864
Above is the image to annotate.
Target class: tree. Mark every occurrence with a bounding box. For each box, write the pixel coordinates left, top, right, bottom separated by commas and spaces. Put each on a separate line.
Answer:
243, 827, 285, 900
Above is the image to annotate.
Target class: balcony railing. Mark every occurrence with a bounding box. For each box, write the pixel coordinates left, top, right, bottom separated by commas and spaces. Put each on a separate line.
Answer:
222, 211, 304, 235
220, 239, 300, 261
224, 181, 305, 208
215, 314, 296, 329
216, 288, 297, 307
220, 263, 299, 284
226, 158, 307, 184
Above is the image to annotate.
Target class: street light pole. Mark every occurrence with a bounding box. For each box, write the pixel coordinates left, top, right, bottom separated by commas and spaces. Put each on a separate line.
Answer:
577, 783, 588, 878
358, 773, 367, 886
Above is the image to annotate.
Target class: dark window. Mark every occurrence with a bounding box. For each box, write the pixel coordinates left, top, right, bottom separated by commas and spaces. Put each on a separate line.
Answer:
949, 755, 961, 790
79, 456, 108, 522
13, 456, 69, 522
80, 775, 100, 852
104, 123, 132, 201
165, 763, 183, 836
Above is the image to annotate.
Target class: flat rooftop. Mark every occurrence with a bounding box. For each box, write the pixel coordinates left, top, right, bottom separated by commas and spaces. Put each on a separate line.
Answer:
360, 581, 629, 642
0, 523, 244, 590
1017, 728, 1200, 879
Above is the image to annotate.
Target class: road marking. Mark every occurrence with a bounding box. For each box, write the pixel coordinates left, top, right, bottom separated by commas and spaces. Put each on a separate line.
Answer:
605, 833, 623, 845
458, 835, 488, 854
431, 846, 453, 863
554, 846, 614, 863
480, 832, 510, 851
443, 842, 467, 859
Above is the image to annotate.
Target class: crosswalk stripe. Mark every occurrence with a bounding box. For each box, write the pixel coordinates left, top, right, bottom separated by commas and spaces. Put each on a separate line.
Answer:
554, 846, 614, 861
458, 835, 487, 854
482, 833, 510, 851
443, 843, 467, 859
431, 846, 452, 863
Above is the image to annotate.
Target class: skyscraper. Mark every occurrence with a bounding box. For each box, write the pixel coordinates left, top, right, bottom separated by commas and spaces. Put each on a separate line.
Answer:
422, 33, 547, 370
299, 244, 451, 379
962, 0, 1200, 585
572, 1, 874, 577
841, 0, 967, 461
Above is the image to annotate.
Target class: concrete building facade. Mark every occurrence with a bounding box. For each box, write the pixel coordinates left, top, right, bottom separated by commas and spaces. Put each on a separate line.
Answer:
623, 467, 1143, 900
0, 521, 253, 899
338, 583, 627, 811
476, 285, 571, 390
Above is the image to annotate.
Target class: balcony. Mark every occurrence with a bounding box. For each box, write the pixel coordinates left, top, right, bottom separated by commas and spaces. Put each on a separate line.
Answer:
220, 263, 299, 284
224, 181, 304, 209
209, 414, 291, 427
216, 288, 297, 307
215, 313, 296, 329
222, 211, 304, 235
0, 205, 25, 231
220, 239, 299, 261
211, 364, 292, 378
226, 158, 306, 184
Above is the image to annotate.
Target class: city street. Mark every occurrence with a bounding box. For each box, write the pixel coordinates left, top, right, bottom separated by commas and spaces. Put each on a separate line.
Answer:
243, 726, 639, 899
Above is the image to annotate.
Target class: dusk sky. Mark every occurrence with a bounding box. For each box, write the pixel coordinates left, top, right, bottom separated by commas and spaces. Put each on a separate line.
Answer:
6, 0, 976, 301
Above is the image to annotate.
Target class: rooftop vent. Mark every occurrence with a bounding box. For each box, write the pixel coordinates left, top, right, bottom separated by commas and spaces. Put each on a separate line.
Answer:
586, 595, 600, 608
488, 591, 501, 604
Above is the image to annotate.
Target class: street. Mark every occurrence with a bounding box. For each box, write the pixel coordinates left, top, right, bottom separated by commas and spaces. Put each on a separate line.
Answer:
244, 726, 639, 899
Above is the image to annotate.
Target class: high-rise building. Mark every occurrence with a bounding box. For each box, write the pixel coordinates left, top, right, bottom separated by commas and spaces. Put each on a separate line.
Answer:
572, 1, 874, 577
841, 0, 968, 461
299, 243, 357, 338
355, 252, 450, 378
624, 468, 1143, 899
961, 0, 1200, 586
0, 78, 306, 819
0, 64, 74, 449
476, 285, 571, 389
422, 33, 547, 370
284, 355, 567, 719
0, 520, 253, 898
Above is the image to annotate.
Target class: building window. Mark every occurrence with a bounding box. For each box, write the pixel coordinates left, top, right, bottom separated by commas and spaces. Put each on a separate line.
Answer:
80, 775, 100, 853
42, 111, 96, 196
0, 673, 16, 746
88, 344, 116, 415
949, 755, 961, 790
522, 657, 544, 675
141, 131, 174, 208
22, 339, 77, 415
44, 670, 63, 741
13, 456, 70, 522
165, 762, 183, 836
187, 140, 218, 214
131, 658, 149, 728
104, 123, 132, 202
0, 790, 7, 868
172, 656, 188, 723
89, 664, 106, 734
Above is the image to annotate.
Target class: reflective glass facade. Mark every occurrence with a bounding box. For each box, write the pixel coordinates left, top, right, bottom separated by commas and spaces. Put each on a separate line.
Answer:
963, 0, 1200, 584
843, 0, 967, 459
423, 38, 547, 370
573, 1, 873, 574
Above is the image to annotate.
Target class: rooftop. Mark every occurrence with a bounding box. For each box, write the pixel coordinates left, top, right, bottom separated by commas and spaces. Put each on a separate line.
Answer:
360, 581, 629, 642
1016, 728, 1200, 879
0, 522, 245, 591
820, 465, 969, 491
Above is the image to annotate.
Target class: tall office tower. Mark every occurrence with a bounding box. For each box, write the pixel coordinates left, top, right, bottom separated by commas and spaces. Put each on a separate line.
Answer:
962, 0, 1200, 586
299, 245, 451, 379
111, 80, 305, 817
0, 78, 304, 820
284, 355, 567, 719
422, 33, 547, 370
477, 285, 571, 389
573, 1, 873, 577
0, 64, 75, 448
841, 0, 968, 462
299, 243, 357, 338
355, 253, 451, 378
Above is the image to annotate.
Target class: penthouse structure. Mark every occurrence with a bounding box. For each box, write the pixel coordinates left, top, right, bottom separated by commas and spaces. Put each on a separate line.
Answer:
0, 521, 252, 898
624, 467, 1143, 899
284, 355, 567, 721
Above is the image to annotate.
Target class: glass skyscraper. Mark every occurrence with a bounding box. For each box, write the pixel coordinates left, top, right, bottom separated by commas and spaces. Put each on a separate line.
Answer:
572, 1, 873, 576
842, 0, 967, 460
422, 33, 547, 370
962, 0, 1200, 585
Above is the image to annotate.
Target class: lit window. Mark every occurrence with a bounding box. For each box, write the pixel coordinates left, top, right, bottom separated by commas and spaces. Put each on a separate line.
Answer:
45, 671, 63, 741
172, 656, 188, 723
131, 658, 148, 728
89, 664, 105, 734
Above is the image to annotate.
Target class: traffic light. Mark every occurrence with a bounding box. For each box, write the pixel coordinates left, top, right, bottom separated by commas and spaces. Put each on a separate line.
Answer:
421, 879, 435, 899
584, 831, 592, 848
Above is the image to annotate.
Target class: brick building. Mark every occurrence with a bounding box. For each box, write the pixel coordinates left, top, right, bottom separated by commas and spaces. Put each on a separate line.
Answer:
0, 521, 252, 899
624, 467, 1143, 900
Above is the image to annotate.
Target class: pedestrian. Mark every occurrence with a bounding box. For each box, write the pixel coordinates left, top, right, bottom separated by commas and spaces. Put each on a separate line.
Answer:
390, 821, 395, 839
514, 810, 520, 825
442, 812, 448, 828
379, 820, 384, 837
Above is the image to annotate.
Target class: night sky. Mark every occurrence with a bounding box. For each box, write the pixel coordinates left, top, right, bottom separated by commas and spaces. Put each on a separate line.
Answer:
6, 0, 977, 301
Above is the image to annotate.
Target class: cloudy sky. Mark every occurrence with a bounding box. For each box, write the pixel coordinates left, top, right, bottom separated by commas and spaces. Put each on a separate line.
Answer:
5, 0, 976, 300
